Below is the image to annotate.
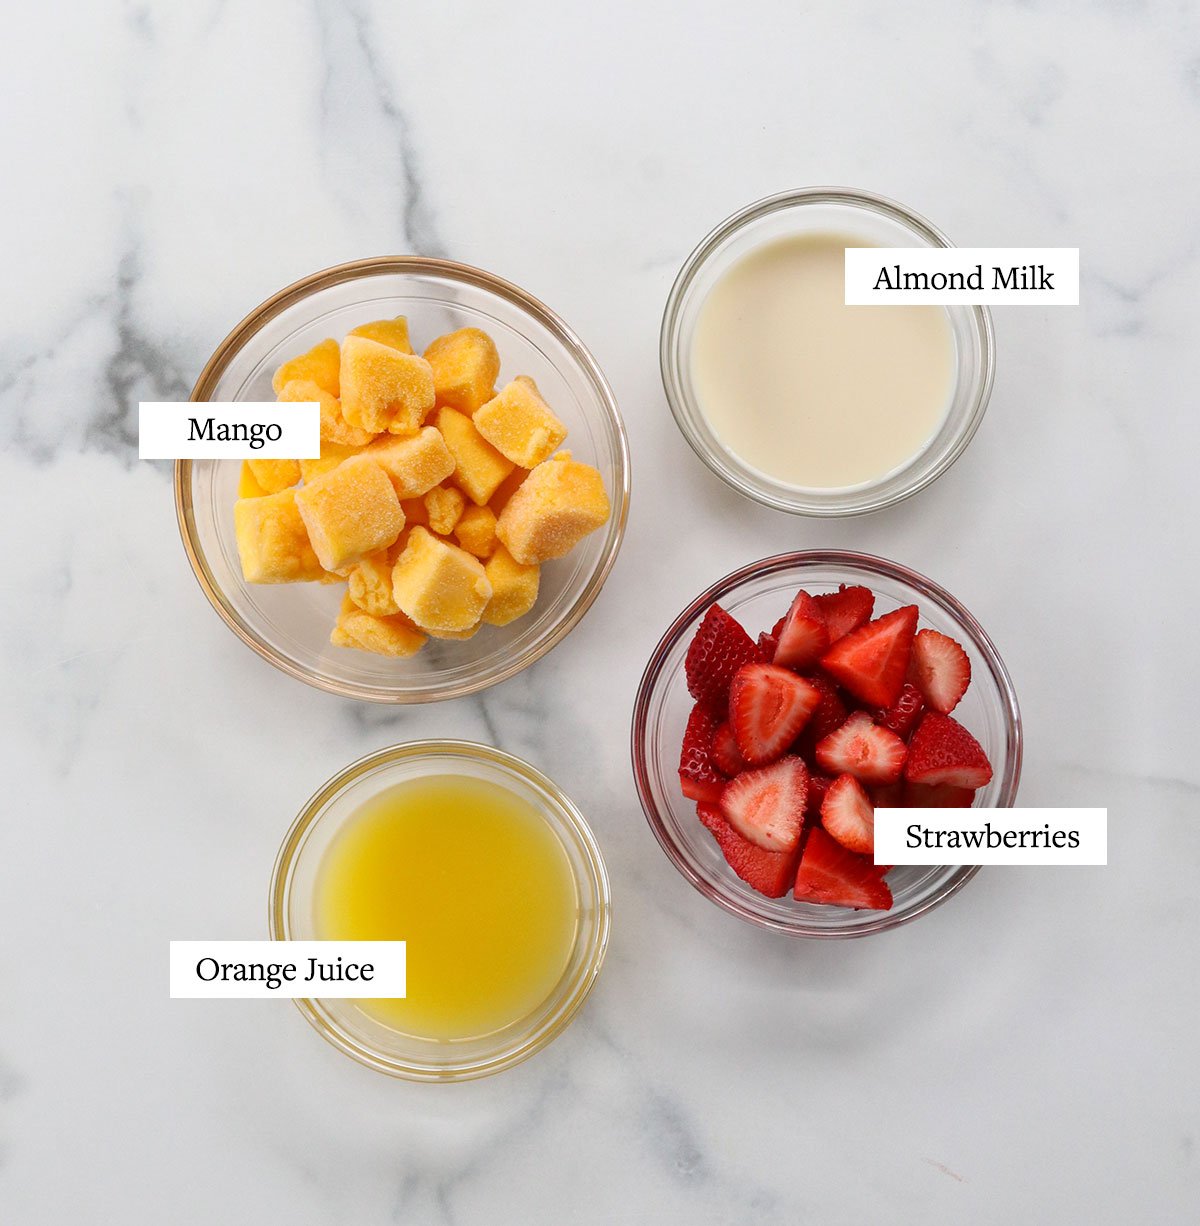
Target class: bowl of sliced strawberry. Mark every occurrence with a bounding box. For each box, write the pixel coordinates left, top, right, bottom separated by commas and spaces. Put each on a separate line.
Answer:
631, 551, 1021, 937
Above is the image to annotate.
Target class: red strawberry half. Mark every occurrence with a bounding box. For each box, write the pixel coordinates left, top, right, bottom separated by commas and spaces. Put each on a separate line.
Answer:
720, 756, 808, 853
729, 663, 821, 766
820, 605, 919, 708
772, 590, 830, 670
697, 803, 799, 898
874, 680, 924, 739
793, 827, 892, 910
910, 629, 971, 714
820, 774, 875, 855
684, 604, 761, 713
678, 702, 726, 804
711, 722, 748, 777
814, 584, 875, 642
905, 712, 993, 789
795, 673, 850, 758
815, 711, 907, 785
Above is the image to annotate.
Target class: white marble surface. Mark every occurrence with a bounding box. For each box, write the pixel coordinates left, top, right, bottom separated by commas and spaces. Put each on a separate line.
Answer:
2, 2, 1197, 1221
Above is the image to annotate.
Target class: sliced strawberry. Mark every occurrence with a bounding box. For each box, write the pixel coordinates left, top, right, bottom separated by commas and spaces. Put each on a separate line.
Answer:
793, 827, 892, 910
720, 756, 808, 853
910, 629, 971, 714
678, 702, 726, 804
813, 584, 875, 642
814, 710, 907, 785
904, 712, 994, 789
874, 680, 925, 739
820, 774, 875, 855
711, 722, 748, 777
795, 674, 850, 759
805, 771, 835, 818
772, 590, 830, 670
729, 663, 821, 766
696, 803, 799, 898
820, 605, 918, 707
903, 781, 977, 808
684, 604, 761, 713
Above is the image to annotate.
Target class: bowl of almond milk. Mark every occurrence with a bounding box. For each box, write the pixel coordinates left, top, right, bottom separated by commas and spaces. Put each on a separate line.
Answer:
660, 188, 994, 516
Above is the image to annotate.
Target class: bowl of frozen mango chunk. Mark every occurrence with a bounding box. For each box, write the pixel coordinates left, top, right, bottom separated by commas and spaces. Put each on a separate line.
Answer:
176, 257, 630, 702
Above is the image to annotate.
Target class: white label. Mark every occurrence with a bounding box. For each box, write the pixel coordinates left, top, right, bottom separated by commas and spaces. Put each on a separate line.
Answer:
139, 402, 321, 459
844, 248, 1079, 305
874, 808, 1107, 866
169, 941, 406, 999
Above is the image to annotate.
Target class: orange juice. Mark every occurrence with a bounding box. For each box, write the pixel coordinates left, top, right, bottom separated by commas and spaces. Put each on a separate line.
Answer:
314, 774, 578, 1040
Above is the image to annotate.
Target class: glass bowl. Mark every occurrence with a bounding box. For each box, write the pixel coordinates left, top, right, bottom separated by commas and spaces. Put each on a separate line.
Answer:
660, 187, 995, 516
270, 740, 611, 1080
631, 551, 1021, 938
176, 257, 630, 702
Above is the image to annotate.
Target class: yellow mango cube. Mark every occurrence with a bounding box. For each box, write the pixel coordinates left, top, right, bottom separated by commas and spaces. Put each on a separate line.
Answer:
272, 338, 340, 397
474, 377, 567, 468
367, 426, 455, 499
294, 455, 405, 572
495, 454, 610, 565
234, 490, 324, 583
340, 335, 435, 435
435, 406, 515, 506
424, 622, 482, 641
247, 457, 300, 494
423, 327, 501, 413
276, 378, 374, 449
423, 483, 466, 535
390, 526, 491, 633
454, 503, 498, 558
348, 316, 413, 353
238, 462, 269, 498
331, 595, 426, 657
300, 441, 358, 485
483, 546, 540, 626
347, 552, 400, 617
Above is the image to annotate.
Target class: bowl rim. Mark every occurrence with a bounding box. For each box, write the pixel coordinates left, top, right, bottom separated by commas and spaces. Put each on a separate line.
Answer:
659, 186, 996, 517
269, 738, 612, 1080
175, 255, 631, 703
630, 549, 1023, 938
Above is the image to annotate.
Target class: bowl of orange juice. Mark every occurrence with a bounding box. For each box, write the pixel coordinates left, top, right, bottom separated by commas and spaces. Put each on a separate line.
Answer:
270, 741, 611, 1080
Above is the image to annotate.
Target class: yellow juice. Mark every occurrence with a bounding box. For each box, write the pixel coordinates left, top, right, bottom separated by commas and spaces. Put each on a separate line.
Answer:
314, 774, 579, 1040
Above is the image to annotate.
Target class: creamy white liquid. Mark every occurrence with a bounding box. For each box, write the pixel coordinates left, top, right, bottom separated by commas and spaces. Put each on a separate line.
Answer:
691, 233, 955, 489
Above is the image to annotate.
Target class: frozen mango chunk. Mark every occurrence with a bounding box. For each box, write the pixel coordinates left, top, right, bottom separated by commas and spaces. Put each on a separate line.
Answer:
423, 327, 501, 414
435, 406, 515, 506
424, 483, 466, 535
347, 552, 400, 617
340, 335, 435, 435
390, 526, 491, 633
247, 457, 301, 494
367, 426, 456, 499
454, 503, 498, 558
238, 462, 269, 498
482, 546, 540, 626
234, 490, 324, 584
474, 377, 567, 468
300, 441, 358, 485
272, 338, 340, 398
348, 316, 413, 353
424, 621, 482, 641
294, 455, 405, 572
278, 377, 374, 449
331, 595, 426, 658
495, 454, 610, 565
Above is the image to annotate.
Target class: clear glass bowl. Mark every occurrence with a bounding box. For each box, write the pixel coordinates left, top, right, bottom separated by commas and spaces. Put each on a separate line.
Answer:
631, 551, 1022, 938
270, 740, 611, 1080
660, 187, 995, 516
176, 257, 630, 702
